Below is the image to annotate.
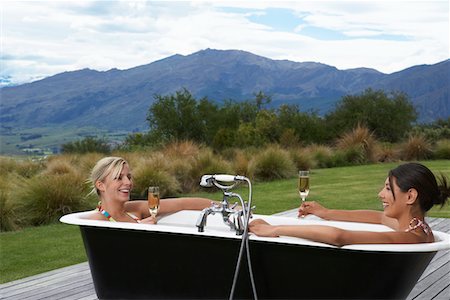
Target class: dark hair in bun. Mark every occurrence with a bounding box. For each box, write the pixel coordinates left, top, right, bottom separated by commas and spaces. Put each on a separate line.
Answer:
388, 162, 450, 212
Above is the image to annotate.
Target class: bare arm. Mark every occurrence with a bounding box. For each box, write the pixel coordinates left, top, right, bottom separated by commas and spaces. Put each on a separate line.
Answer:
298, 201, 398, 230
125, 198, 213, 219
249, 219, 424, 247
158, 197, 214, 215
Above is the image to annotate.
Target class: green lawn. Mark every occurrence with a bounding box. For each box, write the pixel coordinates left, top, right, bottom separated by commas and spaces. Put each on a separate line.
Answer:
1, 160, 449, 283
0, 224, 86, 283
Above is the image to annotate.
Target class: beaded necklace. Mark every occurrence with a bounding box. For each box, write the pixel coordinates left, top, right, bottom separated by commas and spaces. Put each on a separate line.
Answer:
405, 217, 431, 235
95, 201, 140, 222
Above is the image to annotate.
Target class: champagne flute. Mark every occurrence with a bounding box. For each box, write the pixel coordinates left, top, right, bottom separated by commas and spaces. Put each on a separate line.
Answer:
298, 171, 310, 203
148, 186, 160, 218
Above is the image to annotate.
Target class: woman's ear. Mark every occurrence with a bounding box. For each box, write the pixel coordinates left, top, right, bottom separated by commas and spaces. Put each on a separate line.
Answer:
95, 180, 105, 194
406, 188, 418, 205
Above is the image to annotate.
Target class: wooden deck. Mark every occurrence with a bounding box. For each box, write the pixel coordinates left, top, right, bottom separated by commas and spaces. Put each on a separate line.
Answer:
1, 213, 449, 300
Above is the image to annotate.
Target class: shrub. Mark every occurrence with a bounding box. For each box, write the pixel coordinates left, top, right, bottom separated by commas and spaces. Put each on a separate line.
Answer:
335, 125, 378, 164
187, 149, 233, 191
343, 145, 371, 165
235, 123, 264, 147
399, 134, 432, 161
61, 136, 111, 154
289, 148, 316, 170
0, 156, 43, 178
43, 158, 78, 175
15, 171, 93, 226
162, 140, 201, 158
167, 158, 195, 193
231, 149, 254, 179
279, 128, 301, 148
251, 145, 296, 181
306, 144, 335, 168
0, 176, 20, 232
433, 139, 450, 159
374, 143, 399, 163
132, 155, 181, 198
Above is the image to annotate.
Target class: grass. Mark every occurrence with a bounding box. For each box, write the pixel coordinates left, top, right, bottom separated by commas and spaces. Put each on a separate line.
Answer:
0, 224, 86, 283
1, 160, 449, 283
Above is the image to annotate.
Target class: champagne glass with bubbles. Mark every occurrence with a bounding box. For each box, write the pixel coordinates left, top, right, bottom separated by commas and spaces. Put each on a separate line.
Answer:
298, 171, 310, 203
148, 186, 160, 218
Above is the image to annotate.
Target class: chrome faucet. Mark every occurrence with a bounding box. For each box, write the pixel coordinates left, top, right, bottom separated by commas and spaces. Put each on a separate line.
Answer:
196, 192, 247, 235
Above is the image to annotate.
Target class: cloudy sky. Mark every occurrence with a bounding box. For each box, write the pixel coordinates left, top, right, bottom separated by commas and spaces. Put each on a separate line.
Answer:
1, 0, 448, 86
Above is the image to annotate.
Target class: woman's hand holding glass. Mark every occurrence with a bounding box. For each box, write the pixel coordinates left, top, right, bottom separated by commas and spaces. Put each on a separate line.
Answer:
298, 201, 327, 218
148, 186, 160, 218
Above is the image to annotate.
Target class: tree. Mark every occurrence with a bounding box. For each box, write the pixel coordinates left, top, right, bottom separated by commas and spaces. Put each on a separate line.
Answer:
325, 89, 417, 142
147, 88, 207, 142
277, 104, 328, 144
253, 91, 272, 111
255, 109, 280, 143
61, 137, 110, 154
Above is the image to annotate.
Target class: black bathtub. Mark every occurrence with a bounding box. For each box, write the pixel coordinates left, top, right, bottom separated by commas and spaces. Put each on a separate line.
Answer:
60, 210, 450, 299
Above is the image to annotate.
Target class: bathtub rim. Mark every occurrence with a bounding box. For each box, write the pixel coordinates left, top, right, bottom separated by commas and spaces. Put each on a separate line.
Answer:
60, 210, 450, 253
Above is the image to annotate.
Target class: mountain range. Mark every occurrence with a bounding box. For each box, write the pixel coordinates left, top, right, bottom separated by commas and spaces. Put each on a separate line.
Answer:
1, 49, 449, 136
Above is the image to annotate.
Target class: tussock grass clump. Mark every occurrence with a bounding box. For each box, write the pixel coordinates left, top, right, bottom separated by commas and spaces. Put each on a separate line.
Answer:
187, 149, 233, 191
0, 157, 43, 178
433, 139, 450, 159
15, 171, 93, 226
289, 148, 316, 170
306, 144, 334, 168
252, 145, 296, 181
338, 146, 366, 165
375, 143, 399, 163
231, 149, 254, 178
0, 190, 18, 232
399, 134, 432, 161
132, 155, 181, 198
163, 140, 201, 158
167, 158, 195, 193
42, 158, 78, 175
0, 176, 21, 232
336, 125, 378, 164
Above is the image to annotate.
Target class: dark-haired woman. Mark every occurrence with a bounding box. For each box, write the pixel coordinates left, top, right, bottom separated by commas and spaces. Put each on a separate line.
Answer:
249, 162, 450, 246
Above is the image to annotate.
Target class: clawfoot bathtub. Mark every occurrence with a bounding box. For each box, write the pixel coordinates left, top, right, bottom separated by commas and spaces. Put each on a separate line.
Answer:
60, 210, 450, 299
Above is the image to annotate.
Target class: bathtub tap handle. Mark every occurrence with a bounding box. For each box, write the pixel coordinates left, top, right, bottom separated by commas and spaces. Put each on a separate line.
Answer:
196, 207, 214, 232
233, 211, 245, 235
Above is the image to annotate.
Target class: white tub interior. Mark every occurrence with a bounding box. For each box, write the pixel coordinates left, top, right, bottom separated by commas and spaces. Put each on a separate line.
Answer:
60, 210, 450, 252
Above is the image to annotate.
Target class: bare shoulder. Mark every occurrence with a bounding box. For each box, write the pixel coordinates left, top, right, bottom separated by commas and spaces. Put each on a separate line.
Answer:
85, 211, 106, 221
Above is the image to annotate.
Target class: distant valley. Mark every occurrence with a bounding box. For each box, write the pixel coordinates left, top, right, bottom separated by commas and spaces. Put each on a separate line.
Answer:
1, 49, 449, 155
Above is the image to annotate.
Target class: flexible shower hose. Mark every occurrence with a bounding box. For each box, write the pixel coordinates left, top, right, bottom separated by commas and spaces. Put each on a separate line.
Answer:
229, 178, 258, 300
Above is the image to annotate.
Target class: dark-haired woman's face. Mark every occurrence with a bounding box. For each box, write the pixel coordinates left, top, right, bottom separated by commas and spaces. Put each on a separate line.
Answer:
378, 177, 408, 218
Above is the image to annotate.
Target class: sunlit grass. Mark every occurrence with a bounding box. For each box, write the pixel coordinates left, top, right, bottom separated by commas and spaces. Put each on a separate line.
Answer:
0, 224, 86, 283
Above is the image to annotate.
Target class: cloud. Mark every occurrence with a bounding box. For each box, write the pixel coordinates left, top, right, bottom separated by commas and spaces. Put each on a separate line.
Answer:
1, 0, 448, 85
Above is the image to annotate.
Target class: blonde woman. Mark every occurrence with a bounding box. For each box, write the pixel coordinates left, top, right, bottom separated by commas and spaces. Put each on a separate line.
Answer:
88, 157, 213, 223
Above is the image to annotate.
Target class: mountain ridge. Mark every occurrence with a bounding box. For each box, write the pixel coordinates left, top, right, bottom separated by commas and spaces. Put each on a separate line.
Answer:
1, 49, 448, 136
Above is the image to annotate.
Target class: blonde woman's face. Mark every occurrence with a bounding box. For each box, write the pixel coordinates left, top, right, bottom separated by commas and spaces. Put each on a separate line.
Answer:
96, 163, 133, 202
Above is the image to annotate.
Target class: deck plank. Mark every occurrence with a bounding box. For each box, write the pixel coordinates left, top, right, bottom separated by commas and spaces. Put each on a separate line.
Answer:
1, 215, 448, 300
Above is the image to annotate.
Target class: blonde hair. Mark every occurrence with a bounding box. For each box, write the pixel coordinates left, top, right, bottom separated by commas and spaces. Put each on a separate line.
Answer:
88, 157, 128, 196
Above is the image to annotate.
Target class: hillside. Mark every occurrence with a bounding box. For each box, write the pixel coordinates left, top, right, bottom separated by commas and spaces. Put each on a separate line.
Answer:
0, 49, 449, 154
